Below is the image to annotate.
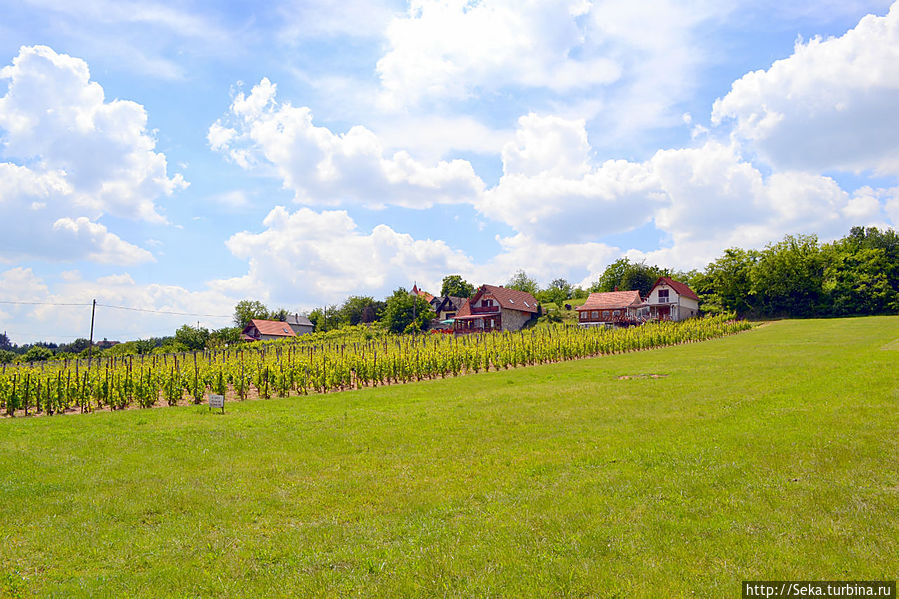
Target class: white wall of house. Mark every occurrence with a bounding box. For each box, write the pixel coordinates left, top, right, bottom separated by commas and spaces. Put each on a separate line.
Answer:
646, 283, 699, 322
678, 296, 699, 319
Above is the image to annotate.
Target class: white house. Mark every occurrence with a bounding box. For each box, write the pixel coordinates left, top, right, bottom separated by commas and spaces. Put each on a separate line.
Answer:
645, 277, 700, 321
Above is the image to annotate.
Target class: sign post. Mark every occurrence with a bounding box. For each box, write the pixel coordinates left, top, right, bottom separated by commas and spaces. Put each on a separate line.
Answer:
208, 393, 225, 414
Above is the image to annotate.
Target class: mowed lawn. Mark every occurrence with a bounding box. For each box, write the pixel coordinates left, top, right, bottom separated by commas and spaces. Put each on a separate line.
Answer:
1, 317, 898, 598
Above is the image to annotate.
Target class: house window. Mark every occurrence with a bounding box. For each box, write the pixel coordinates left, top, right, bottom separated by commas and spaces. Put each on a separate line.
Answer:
602, 311, 609, 319
483, 299, 493, 307
591, 311, 599, 318
580, 312, 586, 319
612, 310, 620, 316
446, 312, 455, 319
658, 289, 669, 303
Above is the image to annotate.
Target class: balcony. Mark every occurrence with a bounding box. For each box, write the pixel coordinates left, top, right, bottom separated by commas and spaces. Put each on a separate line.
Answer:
470, 305, 500, 314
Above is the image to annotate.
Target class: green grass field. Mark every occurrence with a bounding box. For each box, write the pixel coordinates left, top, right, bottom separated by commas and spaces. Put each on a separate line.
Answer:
1, 317, 897, 597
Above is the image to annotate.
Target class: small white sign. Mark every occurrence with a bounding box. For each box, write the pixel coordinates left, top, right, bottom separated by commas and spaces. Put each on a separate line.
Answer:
209, 393, 225, 411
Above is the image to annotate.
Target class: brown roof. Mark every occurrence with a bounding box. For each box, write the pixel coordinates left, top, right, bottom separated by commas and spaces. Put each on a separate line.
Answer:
473, 284, 539, 313
456, 298, 472, 317
434, 295, 465, 312
576, 290, 644, 311
243, 319, 297, 338
651, 277, 699, 301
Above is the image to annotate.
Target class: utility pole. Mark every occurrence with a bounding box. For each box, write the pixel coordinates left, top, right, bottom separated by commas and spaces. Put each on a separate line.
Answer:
87, 299, 96, 368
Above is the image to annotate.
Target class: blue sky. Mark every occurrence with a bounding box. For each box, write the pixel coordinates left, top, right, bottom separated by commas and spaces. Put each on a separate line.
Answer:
1, 0, 898, 343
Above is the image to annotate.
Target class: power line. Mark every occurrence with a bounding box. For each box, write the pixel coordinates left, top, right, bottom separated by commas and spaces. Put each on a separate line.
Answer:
0, 299, 231, 318
95, 303, 232, 318
0, 330, 85, 340
0, 300, 92, 307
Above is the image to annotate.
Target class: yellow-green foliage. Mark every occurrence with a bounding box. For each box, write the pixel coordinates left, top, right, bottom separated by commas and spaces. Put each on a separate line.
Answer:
0, 315, 751, 414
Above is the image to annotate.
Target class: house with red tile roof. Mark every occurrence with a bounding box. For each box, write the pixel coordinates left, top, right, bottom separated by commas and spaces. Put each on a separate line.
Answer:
645, 277, 699, 321
453, 284, 539, 333
410, 284, 435, 303
240, 319, 297, 342
575, 290, 648, 327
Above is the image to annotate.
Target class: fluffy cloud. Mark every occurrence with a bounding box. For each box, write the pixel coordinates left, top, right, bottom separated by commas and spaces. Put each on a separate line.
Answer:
712, 2, 899, 175
0, 46, 184, 265
479, 113, 895, 269
376, 0, 726, 142
645, 141, 893, 268
0, 45, 186, 222
209, 78, 485, 208
377, 0, 620, 106
216, 206, 475, 306
474, 233, 621, 290
0, 267, 237, 344
478, 114, 665, 243
0, 164, 154, 265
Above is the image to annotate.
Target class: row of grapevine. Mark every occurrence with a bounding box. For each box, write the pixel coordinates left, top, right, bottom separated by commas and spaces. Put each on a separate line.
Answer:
0, 315, 752, 417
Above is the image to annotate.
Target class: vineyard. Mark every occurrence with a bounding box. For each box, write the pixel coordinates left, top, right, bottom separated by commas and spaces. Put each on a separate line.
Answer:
0, 315, 752, 417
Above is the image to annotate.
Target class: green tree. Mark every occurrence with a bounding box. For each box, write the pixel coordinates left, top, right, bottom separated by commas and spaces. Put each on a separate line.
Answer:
751, 234, 825, 317
209, 327, 241, 347
822, 227, 899, 315
339, 296, 383, 325
57, 338, 91, 354
23, 346, 53, 362
269, 307, 289, 322
0, 349, 15, 363
0, 332, 14, 351
543, 278, 572, 306
440, 275, 475, 298
381, 288, 435, 334
174, 325, 211, 351
308, 305, 341, 332
134, 339, 156, 354
700, 248, 759, 315
506, 270, 539, 295
233, 300, 271, 328
591, 258, 667, 298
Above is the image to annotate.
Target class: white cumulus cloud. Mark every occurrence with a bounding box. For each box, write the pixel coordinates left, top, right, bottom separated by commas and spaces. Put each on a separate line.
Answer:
209, 78, 485, 209
0, 45, 186, 222
215, 205, 475, 306
478, 113, 665, 243
712, 2, 899, 175
377, 0, 621, 107
0, 46, 184, 265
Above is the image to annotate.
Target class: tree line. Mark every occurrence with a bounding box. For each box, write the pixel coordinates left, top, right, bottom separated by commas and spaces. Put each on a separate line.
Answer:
3, 226, 895, 362
686, 227, 899, 317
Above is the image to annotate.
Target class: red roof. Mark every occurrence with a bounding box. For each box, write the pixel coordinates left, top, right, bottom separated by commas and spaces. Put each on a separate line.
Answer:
242, 319, 297, 339
411, 284, 435, 302
576, 290, 644, 311
650, 277, 699, 301
468, 284, 539, 314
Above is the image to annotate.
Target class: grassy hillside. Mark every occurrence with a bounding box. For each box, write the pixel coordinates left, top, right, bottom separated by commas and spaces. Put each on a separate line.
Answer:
1, 316, 897, 597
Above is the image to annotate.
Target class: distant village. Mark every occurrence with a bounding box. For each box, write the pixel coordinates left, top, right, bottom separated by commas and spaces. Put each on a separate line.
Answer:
240, 276, 698, 342
5, 225, 895, 362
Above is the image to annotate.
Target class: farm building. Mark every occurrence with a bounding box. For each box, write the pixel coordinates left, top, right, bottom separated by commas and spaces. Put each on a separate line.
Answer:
432, 296, 466, 321
286, 313, 314, 336
240, 319, 297, 342
576, 290, 649, 327
453, 285, 539, 333
645, 277, 699, 321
